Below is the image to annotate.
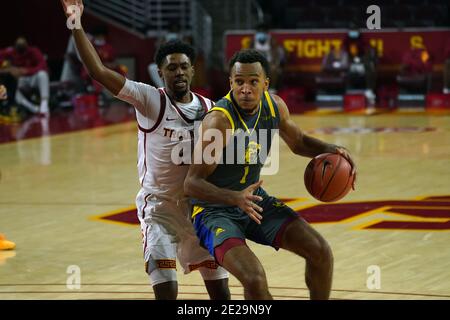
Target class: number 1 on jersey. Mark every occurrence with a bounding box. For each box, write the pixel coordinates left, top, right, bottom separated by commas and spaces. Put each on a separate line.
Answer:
240, 166, 249, 184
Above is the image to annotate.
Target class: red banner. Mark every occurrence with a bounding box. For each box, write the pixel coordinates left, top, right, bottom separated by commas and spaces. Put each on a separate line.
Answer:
225, 29, 450, 73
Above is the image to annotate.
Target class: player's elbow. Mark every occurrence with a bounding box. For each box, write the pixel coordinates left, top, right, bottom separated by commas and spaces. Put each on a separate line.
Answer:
292, 133, 311, 156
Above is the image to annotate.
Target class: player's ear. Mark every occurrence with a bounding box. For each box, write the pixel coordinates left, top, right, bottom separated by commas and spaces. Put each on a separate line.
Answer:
229, 77, 233, 89
264, 77, 270, 91
158, 69, 163, 79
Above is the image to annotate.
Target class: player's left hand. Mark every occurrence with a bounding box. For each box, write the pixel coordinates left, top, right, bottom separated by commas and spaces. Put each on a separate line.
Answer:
61, 0, 85, 18
334, 146, 357, 190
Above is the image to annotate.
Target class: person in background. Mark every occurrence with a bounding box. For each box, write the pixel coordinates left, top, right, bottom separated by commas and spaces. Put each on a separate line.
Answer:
321, 45, 349, 75
250, 22, 285, 93
81, 27, 128, 98
399, 46, 433, 93
343, 28, 377, 105
0, 37, 50, 116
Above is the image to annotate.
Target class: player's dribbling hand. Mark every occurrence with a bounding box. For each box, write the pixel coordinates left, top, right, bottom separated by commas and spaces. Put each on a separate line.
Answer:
0, 85, 7, 100
234, 180, 264, 224
61, 0, 84, 18
335, 146, 357, 190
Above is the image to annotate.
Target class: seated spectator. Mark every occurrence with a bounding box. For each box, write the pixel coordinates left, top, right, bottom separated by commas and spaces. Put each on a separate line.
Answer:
322, 45, 349, 74
82, 27, 128, 97
343, 28, 377, 104
315, 45, 349, 97
61, 27, 127, 99
398, 46, 433, 94
250, 22, 285, 92
0, 37, 50, 116
401, 47, 433, 76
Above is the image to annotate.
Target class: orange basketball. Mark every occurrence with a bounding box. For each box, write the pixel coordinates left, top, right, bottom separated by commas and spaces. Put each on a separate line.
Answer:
304, 153, 355, 202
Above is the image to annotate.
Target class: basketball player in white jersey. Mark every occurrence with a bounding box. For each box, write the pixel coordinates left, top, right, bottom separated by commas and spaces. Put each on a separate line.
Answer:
61, 0, 229, 300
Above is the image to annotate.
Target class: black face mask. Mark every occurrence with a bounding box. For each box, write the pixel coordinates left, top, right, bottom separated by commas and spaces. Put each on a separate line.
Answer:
15, 45, 27, 54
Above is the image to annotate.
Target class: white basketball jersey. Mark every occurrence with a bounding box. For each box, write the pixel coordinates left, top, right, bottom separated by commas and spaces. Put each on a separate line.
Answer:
137, 89, 213, 199
117, 79, 213, 200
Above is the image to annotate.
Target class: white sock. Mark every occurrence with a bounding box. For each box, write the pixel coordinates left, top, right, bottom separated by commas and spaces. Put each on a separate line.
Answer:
40, 99, 49, 114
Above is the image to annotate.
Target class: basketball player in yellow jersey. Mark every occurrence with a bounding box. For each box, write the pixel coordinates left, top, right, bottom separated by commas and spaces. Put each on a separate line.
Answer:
185, 50, 357, 299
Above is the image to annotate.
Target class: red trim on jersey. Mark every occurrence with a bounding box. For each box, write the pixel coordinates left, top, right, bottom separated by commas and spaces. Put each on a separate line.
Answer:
142, 193, 151, 220
214, 238, 247, 266
140, 133, 147, 187
137, 89, 166, 133
163, 88, 195, 124
143, 224, 149, 259
142, 194, 151, 257
194, 93, 209, 114
272, 216, 298, 249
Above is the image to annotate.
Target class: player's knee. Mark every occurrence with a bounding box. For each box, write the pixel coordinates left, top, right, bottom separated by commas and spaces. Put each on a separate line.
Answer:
241, 269, 267, 292
152, 281, 178, 300
312, 238, 333, 267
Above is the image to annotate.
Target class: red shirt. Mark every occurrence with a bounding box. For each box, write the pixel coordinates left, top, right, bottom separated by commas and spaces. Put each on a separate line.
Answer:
402, 48, 433, 75
0, 46, 48, 76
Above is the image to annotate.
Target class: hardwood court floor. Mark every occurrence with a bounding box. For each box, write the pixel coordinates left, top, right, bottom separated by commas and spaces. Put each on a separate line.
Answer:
1, 111, 449, 300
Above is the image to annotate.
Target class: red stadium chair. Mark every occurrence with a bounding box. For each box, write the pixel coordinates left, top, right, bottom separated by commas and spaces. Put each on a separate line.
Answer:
425, 93, 450, 110
344, 94, 366, 112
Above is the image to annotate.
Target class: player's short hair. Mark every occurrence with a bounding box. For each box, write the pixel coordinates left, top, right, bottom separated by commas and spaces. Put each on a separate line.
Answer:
229, 49, 270, 78
155, 40, 196, 68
